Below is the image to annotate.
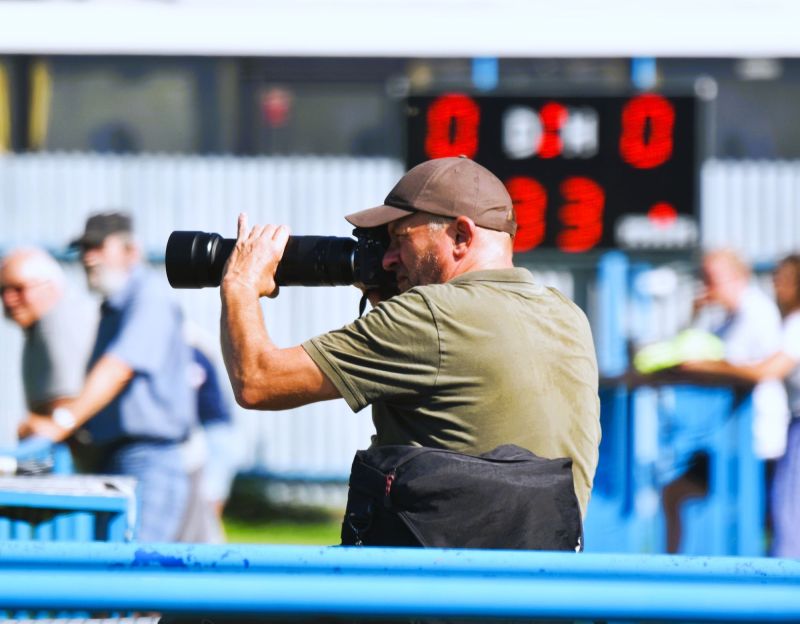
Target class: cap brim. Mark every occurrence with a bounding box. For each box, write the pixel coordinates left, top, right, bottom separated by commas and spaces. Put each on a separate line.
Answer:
345, 204, 415, 229
68, 237, 87, 250
68, 233, 105, 250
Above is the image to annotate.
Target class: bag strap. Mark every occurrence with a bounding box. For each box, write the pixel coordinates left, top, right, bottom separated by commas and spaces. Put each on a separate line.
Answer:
379, 444, 543, 471
388, 446, 437, 470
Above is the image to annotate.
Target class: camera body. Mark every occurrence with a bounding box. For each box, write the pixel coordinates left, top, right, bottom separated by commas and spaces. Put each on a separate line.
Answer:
165, 227, 395, 294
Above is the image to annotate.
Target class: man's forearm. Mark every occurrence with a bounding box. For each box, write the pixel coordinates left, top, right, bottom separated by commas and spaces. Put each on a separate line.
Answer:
20, 354, 134, 442
220, 282, 341, 410
681, 357, 787, 384
69, 354, 135, 427
220, 281, 275, 406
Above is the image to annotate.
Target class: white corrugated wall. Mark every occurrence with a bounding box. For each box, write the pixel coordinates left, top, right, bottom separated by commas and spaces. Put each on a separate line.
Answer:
2, 155, 800, 489
702, 160, 800, 262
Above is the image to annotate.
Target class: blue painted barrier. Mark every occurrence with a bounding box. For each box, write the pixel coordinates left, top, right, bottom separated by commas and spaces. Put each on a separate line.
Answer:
586, 383, 764, 555
0, 542, 797, 621
0, 437, 136, 542
659, 385, 764, 556
0, 436, 73, 475
589, 251, 768, 555
0, 474, 136, 542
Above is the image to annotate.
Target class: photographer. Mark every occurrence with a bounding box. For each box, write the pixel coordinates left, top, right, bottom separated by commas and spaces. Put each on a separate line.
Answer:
220, 157, 601, 541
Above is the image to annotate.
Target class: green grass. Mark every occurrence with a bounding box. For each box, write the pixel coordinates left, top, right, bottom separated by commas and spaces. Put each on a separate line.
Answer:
221, 475, 344, 545
223, 518, 342, 545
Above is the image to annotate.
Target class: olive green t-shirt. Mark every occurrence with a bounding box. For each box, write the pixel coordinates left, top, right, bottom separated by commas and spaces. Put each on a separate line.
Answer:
302, 268, 600, 516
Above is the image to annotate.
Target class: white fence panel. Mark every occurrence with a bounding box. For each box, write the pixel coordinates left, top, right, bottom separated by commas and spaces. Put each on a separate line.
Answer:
701, 159, 800, 263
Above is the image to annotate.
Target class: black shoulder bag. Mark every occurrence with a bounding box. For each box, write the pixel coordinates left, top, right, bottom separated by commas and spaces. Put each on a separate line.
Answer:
341, 444, 583, 551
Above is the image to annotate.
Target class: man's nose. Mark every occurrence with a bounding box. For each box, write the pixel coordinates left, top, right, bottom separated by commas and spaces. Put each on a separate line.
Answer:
382, 247, 400, 272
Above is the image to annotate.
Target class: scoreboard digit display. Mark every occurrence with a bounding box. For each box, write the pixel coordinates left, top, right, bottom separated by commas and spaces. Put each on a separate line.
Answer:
405, 93, 699, 254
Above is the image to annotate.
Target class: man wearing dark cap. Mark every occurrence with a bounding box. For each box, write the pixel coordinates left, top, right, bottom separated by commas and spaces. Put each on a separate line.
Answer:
20, 211, 194, 542
220, 157, 600, 522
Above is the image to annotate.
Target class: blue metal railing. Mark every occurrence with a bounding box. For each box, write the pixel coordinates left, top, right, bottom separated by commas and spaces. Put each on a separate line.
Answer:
0, 436, 73, 474
586, 384, 764, 555
0, 542, 798, 621
0, 439, 135, 542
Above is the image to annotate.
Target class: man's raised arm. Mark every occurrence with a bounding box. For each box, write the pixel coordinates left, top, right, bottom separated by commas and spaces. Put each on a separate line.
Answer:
219, 213, 340, 410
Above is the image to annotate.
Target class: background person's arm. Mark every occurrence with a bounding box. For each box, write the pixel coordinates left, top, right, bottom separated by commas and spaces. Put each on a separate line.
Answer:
680, 351, 798, 383
19, 354, 134, 442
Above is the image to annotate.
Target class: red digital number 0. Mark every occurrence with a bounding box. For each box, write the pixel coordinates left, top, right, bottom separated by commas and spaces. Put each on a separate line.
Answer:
619, 94, 675, 169
557, 177, 604, 253
424, 94, 480, 159
506, 176, 547, 253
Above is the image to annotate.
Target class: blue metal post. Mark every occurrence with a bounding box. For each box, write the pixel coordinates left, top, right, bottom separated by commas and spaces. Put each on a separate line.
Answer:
471, 57, 499, 91
51, 443, 74, 474
631, 57, 658, 90
596, 251, 629, 377
711, 387, 735, 556
736, 394, 765, 556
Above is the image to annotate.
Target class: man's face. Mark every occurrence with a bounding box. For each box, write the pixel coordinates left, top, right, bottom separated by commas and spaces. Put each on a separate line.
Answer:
0, 259, 48, 328
773, 263, 800, 312
382, 212, 452, 292
701, 256, 745, 311
81, 233, 135, 296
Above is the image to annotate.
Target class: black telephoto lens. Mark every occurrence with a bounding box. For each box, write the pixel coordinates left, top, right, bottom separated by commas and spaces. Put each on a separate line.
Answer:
165, 231, 357, 289
276, 236, 356, 286
165, 231, 233, 289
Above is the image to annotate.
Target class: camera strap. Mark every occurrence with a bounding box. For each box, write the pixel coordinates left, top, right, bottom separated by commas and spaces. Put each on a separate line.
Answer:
358, 292, 369, 318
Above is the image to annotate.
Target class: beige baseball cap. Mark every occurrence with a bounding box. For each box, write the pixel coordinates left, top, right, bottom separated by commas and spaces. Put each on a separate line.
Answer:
346, 157, 517, 236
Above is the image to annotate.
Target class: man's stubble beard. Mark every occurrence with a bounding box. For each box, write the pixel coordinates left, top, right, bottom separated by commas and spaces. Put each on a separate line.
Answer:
409, 248, 445, 289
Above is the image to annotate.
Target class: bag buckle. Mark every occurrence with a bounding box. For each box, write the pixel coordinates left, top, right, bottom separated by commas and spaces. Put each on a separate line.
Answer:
383, 470, 396, 508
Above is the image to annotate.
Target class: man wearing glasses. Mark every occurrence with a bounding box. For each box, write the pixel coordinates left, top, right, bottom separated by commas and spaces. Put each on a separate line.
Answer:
1, 247, 96, 438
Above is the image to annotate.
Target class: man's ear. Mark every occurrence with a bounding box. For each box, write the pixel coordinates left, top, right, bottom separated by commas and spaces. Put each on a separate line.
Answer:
452, 216, 475, 257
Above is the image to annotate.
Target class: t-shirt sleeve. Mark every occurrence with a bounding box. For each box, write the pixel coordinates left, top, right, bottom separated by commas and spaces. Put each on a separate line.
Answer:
782, 313, 800, 362
105, 282, 178, 375
302, 290, 441, 412
36, 311, 91, 400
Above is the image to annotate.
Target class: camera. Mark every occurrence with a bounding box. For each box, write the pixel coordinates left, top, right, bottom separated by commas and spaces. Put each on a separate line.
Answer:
165, 227, 395, 293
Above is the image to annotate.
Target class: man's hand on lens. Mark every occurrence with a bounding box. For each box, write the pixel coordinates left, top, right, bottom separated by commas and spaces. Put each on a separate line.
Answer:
222, 213, 290, 299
